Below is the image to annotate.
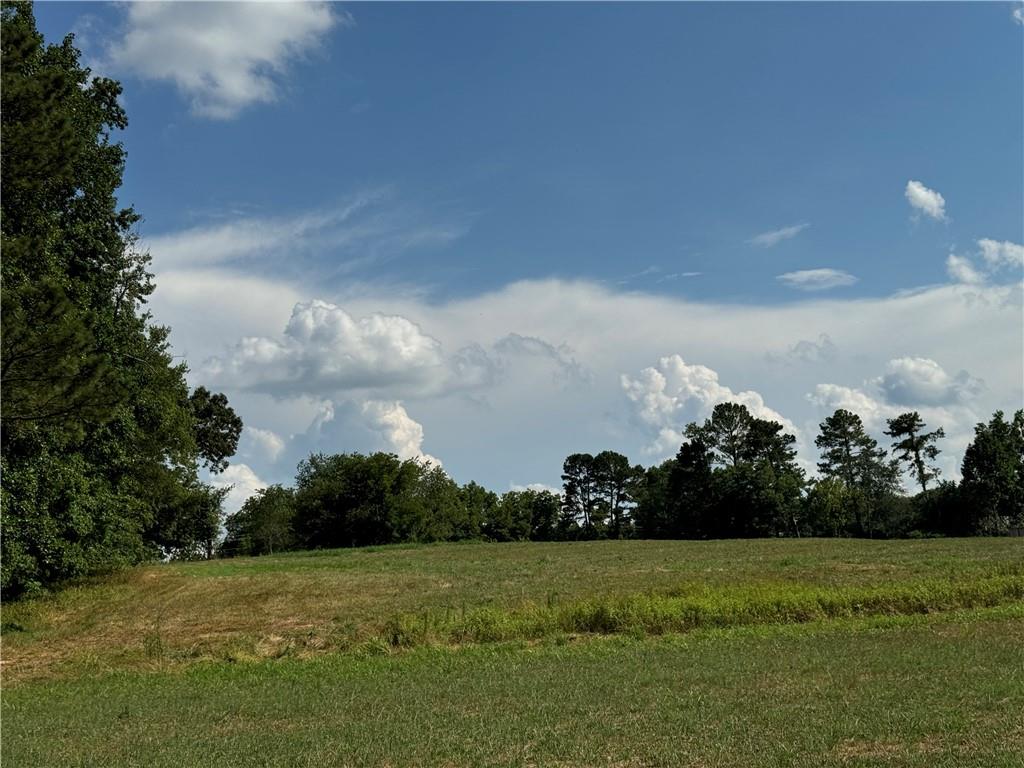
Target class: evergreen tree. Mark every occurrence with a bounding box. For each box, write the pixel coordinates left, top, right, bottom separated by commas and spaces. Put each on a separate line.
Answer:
591, 450, 643, 539
814, 409, 899, 536
666, 439, 714, 537
885, 412, 944, 492
0, 4, 241, 594
960, 410, 1024, 534
561, 453, 603, 537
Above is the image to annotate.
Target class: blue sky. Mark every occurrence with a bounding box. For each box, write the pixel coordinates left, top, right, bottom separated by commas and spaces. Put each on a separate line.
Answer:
36, 2, 1024, 507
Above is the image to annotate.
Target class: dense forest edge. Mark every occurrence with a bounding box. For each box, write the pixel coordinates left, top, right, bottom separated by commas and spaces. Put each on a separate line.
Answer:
2, 2, 1022, 600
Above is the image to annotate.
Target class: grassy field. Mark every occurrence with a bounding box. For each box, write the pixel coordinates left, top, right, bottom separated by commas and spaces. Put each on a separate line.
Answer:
3, 538, 1024, 766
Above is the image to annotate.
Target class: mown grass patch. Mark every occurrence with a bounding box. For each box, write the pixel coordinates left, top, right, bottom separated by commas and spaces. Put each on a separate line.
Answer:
4, 608, 1023, 768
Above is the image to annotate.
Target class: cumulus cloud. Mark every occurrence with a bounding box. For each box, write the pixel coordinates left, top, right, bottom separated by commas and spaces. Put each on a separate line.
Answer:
946, 254, 985, 285
777, 268, 858, 291
621, 354, 797, 455
978, 238, 1024, 270
808, 357, 986, 484
807, 383, 895, 431
147, 270, 1021, 493
205, 300, 446, 397
145, 194, 470, 369
747, 223, 810, 248
201, 297, 593, 403
210, 463, 268, 515
1014, 6, 1024, 24
361, 400, 441, 467
104, 2, 343, 119
905, 180, 947, 220
874, 357, 983, 407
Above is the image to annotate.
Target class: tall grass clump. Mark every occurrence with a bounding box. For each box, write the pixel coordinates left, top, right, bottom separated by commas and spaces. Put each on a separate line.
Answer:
382, 574, 1024, 648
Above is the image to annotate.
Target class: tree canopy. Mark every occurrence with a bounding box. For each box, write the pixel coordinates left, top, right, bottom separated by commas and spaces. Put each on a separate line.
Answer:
1, 3, 241, 595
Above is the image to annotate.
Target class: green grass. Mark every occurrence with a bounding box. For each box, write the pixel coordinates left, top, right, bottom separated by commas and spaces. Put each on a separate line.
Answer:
4, 609, 1023, 767
4, 538, 1023, 681
3, 538, 1024, 766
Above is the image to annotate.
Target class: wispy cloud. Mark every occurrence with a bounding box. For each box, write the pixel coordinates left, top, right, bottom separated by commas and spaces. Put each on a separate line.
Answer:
946, 254, 985, 286
144, 190, 468, 276
747, 223, 810, 248
777, 268, 858, 291
905, 180, 946, 221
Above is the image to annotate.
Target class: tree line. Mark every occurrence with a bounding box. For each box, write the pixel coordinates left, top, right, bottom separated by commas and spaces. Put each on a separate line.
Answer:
221, 404, 1024, 558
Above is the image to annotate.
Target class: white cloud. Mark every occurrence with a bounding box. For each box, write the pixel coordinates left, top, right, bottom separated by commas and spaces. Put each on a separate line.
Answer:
105, 2, 343, 119
946, 254, 985, 285
874, 357, 983, 407
777, 268, 858, 291
145, 195, 380, 269
766, 334, 838, 365
509, 483, 561, 495
807, 377, 981, 485
809, 356, 987, 485
360, 400, 440, 467
493, 333, 589, 385
905, 180, 947, 221
621, 354, 797, 456
145, 194, 470, 371
807, 383, 895, 431
146, 266, 1021, 493
748, 223, 810, 248
144, 193, 466, 273
204, 300, 447, 397
978, 238, 1024, 269
1014, 7, 1024, 25
240, 426, 286, 463
211, 463, 268, 515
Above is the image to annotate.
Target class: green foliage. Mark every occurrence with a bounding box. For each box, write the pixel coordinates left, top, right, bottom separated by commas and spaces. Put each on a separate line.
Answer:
959, 410, 1024, 534
189, 387, 243, 474
560, 453, 603, 536
486, 489, 561, 542
221, 486, 297, 556
815, 409, 900, 536
292, 453, 476, 548
591, 450, 643, 538
463, 481, 500, 540
1, 279, 122, 431
639, 404, 807, 539
885, 411, 944, 492
0, 4, 240, 596
632, 459, 674, 538
560, 451, 642, 539
384, 573, 1024, 647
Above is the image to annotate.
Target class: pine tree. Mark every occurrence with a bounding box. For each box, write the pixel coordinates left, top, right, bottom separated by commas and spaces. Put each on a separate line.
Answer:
884, 412, 944, 492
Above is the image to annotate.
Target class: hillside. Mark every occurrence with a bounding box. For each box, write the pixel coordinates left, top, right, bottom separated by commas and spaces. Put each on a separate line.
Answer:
4, 538, 1023, 683
5, 539, 1024, 767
